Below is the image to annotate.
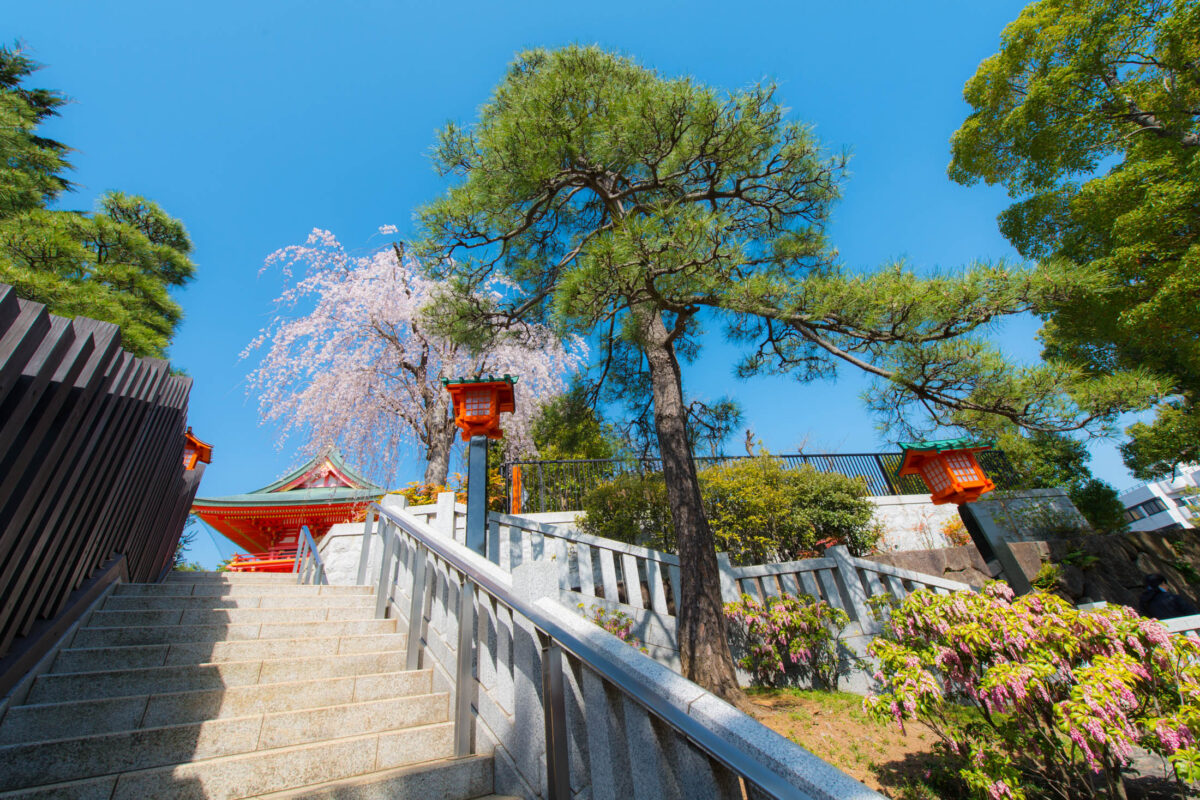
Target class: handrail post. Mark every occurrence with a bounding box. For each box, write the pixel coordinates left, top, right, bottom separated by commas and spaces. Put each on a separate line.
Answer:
540, 634, 570, 800
375, 526, 397, 619
292, 536, 304, 583
357, 508, 375, 586
405, 543, 428, 670
454, 576, 477, 757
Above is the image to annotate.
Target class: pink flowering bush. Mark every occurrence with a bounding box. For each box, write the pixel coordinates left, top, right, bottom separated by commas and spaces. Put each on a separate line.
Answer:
724, 593, 850, 690
865, 582, 1200, 799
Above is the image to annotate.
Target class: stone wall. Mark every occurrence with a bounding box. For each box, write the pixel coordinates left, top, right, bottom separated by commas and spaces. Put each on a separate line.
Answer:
871, 530, 1200, 610
870, 488, 1086, 553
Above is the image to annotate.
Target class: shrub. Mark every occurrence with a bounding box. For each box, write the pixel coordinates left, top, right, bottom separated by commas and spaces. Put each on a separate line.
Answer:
865, 584, 1200, 800
941, 517, 973, 548
1030, 562, 1062, 592
579, 457, 882, 562
579, 603, 648, 653
576, 471, 674, 549
724, 593, 850, 690
390, 481, 464, 506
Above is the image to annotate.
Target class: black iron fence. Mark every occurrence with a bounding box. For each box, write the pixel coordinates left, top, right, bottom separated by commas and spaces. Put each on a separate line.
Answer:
503, 449, 1020, 514
0, 283, 203, 661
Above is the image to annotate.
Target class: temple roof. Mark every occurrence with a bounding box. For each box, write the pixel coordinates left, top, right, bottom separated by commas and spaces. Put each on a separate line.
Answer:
192, 450, 382, 553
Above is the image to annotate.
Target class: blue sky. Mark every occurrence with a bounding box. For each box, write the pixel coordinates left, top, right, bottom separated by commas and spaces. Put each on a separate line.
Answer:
8, 1, 1140, 567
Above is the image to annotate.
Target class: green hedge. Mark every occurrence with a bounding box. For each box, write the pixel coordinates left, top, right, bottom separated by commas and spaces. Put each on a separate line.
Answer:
579, 457, 881, 564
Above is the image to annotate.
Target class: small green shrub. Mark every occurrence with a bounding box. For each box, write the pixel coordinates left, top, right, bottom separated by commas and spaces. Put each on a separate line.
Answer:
579, 457, 882, 563
579, 603, 648, 653
1059, 548, 1100, 569
1030, 561, 1062, 591
724, 593, 849, 690
575, 471, 674, 549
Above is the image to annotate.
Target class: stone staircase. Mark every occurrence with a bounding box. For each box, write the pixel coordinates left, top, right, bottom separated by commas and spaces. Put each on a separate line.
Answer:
0, 572, 513, 799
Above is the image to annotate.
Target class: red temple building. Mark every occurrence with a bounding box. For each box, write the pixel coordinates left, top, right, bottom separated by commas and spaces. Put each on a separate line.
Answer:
192, 451, 382, 571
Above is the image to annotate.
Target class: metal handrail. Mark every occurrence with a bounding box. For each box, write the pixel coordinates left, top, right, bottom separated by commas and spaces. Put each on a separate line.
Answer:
371, 501, 813, 800
294, 525, 327, 585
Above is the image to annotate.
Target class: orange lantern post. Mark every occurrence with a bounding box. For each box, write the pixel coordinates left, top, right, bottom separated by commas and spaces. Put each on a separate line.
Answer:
897, 438, 1031, 594
442, 375, 517, 440
897, 438, 995, 505
182, 427, 213, 471
443, 375, 518, 554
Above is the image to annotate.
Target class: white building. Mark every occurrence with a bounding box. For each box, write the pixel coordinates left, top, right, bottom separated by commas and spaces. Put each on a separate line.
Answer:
1118, 463, 1200, 532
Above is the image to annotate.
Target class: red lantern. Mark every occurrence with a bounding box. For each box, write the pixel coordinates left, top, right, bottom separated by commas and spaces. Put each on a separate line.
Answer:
897, 438, 995, 505
183, 427, 213, 471
443, 375, 518, 440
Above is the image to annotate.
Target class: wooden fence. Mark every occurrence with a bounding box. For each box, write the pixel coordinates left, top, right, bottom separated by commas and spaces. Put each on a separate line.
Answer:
0, 283, 202, 662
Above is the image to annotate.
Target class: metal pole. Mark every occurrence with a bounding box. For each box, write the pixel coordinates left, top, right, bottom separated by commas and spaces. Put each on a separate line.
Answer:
875, 454, 899, 496
465, 434, 489, 555
405, 544, 428, 671
541, 635, 571, 800
375, 527, 397, 619
453, 577, 477, 757
357, 509, 375, 586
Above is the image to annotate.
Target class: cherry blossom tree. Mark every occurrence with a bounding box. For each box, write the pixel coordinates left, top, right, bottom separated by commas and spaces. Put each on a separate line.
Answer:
245, 227, 584, 485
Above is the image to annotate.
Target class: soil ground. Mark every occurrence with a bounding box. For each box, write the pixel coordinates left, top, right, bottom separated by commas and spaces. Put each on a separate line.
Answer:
746, 688, 1193, 800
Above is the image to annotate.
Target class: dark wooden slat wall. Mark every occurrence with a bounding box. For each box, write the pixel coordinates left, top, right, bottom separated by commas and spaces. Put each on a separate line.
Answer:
0, 285, 203, 659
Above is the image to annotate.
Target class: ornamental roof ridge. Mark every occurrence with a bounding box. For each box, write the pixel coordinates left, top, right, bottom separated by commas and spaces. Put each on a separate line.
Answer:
897, 437, 993, 453
249, 449, 381, 494
440, 374, 519, 386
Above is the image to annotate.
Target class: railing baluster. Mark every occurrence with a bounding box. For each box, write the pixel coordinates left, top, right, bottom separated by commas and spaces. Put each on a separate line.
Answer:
375, 526, 397, 619
620, 554, 644, 609
357, 508, 375, 585
455, 576, 477, 757
406, 542, 428, 671
541, 635, 571, 800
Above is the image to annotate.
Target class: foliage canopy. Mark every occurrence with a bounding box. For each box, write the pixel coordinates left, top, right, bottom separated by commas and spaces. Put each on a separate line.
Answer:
416, 45, 1154, 698
949, 0, 1200, 478
0, 44, 195, 359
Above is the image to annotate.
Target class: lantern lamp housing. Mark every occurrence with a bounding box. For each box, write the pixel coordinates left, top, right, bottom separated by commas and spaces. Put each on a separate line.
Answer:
183, 427, 213, 471
897, 438, 995, 505
443, 374, 518, 441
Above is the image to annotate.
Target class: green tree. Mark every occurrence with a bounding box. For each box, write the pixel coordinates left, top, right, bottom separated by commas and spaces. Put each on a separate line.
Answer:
527, 385, 623, 461
417, 47, 1153, 699
996, 429, 1127, 531
949, 0, 1200, 479
0, 44, 194, 358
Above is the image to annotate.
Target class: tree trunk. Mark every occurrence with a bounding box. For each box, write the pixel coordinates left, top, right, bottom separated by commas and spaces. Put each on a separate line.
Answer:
635, 307, 745, 704
423, 392, 455, 486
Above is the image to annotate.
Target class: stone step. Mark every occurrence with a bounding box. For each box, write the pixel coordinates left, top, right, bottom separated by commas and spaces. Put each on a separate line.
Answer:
0, 670, 433, 744
33, 648, 409, 704
0, 695, 450, 791
255, 755, 496, 799
53, 631, 406, 675
51, 632, 406, 674
71, 618, 396, 648
87, 606, 374, 633
114, 583, 373, 598
87, 605, 375, 628
101, 593, 375, 611
165, 572, 301, 583
0, 729, 468, 800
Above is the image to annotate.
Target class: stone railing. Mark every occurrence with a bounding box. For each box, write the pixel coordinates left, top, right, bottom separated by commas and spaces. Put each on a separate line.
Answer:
1160, 613, 1200, 639
363, 498, 885, 800
320, 494, 976, 676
